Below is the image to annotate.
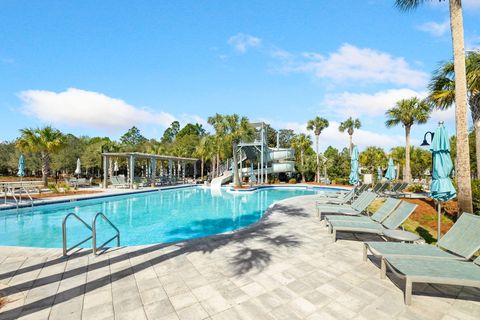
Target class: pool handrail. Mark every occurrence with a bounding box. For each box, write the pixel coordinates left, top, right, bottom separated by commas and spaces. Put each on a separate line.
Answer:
62, 212, 93, 257
92, 212, 120, 255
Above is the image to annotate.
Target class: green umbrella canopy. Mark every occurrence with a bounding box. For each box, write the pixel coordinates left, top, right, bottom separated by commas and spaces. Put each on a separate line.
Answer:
430, 123, 456, 202
385, 158, 396, 181
17, 154, 25, 177
349, 145, 359, 185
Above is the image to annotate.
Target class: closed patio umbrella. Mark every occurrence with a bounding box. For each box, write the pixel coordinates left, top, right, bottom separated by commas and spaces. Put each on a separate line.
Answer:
18, 154, 26, 201
430, 122, 456, 240
74, 158, 81, 177
377, 166, 383, 181
349, 145, 359, 186
114, 161, 119, 175
385, 158, 396, 181
17, 154, 25, 178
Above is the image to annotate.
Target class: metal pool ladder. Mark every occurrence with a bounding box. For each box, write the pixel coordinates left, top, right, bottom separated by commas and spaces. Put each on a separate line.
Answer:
62, 212, 120, 257
92, 212, 120, 255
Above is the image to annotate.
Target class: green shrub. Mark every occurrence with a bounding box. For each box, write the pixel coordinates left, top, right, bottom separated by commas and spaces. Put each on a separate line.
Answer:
288, 178, 297, 184
48, 184, 59, 193
332, 178, 349, 185
407, 183, 423, 193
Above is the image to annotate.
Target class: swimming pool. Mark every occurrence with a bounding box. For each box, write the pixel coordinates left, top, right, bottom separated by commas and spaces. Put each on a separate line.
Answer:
0, 186, 341, 248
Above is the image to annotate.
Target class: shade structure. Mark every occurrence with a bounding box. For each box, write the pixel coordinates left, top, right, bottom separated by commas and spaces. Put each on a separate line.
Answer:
349, 146, 359, 185
429, 123, 456, 240
17, 154, 25, 177
74, 158, 81, 175
249, 163, 257, 183
385, 158, 396, 181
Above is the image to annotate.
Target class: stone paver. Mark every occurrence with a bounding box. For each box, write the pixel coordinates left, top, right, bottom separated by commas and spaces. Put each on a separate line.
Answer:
0, 194, 479, 319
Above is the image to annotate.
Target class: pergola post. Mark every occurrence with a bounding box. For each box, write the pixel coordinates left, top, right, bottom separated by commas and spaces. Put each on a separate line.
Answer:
168, 159, 173, 182
193, 161, 197, 180
103, 154, 108, 189
151, 158, 156, 187
129, 155, 135, 189
182, 161, 186, 183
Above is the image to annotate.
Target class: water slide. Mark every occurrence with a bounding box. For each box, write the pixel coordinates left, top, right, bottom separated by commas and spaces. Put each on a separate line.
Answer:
211, 147, 295, 188
211, 171, 233, 188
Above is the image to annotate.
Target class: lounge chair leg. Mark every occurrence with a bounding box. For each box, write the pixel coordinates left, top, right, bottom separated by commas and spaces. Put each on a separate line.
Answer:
405, 278, 412, 305
332, 230, 336, 243
380, 258, 386, 279
363, 244, 368, 262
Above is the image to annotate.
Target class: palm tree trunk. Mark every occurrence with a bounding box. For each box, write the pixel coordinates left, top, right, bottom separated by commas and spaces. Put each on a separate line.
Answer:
450, 0, 473, 213
315, 134, 320, 182
405, 126, 412, 183
41, 151, 50, 187
475, 120, 480, 179
301, 150, 305, 183
349, 134, 353, 156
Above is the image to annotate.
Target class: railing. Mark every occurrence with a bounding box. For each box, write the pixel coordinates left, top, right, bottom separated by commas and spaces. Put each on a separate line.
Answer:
2, 184, 35, 208
62, 213, 93, 257
62, 212, 121, 257
92, 212, 120, 255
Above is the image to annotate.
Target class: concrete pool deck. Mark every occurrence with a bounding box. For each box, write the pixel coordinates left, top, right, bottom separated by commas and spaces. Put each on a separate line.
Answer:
0, 195, 479, 320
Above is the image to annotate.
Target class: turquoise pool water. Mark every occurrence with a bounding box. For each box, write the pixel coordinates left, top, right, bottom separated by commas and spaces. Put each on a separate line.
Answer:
0, 186, 338, 248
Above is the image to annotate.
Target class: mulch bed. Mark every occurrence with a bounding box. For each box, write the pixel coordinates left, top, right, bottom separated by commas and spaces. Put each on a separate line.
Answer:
403, 198, 458, 235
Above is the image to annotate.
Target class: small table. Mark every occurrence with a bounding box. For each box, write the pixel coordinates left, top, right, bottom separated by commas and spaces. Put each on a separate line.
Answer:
383, 229, 420, 243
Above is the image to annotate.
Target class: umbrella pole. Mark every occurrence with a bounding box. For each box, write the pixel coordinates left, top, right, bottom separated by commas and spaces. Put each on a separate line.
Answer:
437, 202, 442, 245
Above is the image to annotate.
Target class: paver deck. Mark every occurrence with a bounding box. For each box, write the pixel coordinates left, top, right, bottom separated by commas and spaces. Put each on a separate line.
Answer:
0, 195, 479, 319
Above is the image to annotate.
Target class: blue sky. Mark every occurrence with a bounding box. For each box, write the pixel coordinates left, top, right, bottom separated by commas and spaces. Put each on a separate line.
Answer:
1, 0, 479, 151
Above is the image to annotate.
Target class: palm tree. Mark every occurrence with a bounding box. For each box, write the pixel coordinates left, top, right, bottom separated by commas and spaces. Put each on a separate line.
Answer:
429, 51, 480, 178
291, 134, 312, 183
395, 0, 473, 221
224, 114, 255, 187
338, 117, 361, 156
207, 113, 226, 178
194, 136, 209, 179
16, 126, 64, 187
306, 117, 329, 182
385, 97, 431, 183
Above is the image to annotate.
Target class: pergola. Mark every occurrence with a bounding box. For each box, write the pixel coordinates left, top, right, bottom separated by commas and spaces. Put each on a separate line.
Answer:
101, 152, 198, 189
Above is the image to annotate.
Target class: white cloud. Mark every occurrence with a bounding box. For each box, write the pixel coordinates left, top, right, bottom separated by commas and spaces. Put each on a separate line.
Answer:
276, 44, 428, 88
19, 88, 176, 132
464, 0, 480, 9
417, 19, 450, 37
322, 88, 427, 118
228, 33, 262, 53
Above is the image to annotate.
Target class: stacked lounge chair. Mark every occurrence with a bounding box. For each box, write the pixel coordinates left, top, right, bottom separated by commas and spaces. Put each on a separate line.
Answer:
328, 201, 417, 242
317, 191, 377, 220
324, 197, 401, 227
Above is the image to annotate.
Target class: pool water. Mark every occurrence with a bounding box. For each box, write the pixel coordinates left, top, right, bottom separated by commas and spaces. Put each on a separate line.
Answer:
0, 186, 337, 248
